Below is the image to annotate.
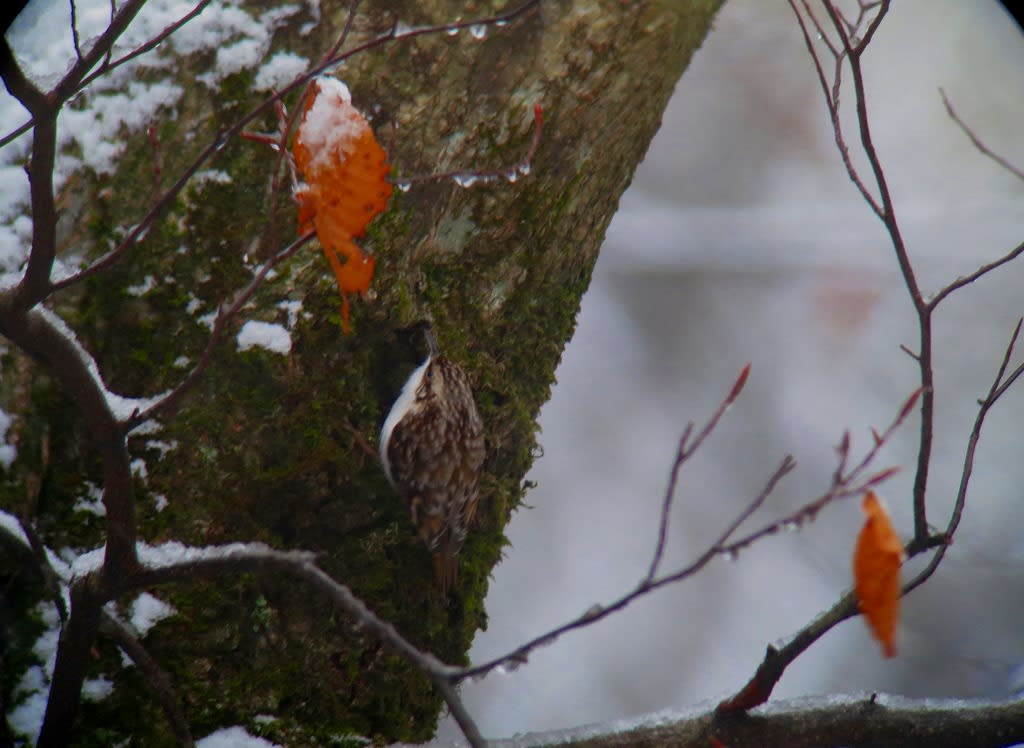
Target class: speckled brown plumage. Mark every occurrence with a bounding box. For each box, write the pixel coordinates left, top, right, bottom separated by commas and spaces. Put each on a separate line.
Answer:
380, 340, 485, 596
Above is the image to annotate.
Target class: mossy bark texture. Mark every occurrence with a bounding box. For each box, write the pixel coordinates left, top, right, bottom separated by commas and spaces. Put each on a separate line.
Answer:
1, 0, 723, 744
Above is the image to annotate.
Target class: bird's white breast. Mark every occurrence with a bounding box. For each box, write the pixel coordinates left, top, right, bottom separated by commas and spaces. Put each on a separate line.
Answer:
379, 357, 431, 485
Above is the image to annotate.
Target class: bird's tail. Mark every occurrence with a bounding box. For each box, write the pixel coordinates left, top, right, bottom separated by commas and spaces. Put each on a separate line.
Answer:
433, 549, 459, 598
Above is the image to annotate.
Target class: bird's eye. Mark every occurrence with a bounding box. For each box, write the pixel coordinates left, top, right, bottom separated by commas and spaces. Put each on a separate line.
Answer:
426, 366, 434, 380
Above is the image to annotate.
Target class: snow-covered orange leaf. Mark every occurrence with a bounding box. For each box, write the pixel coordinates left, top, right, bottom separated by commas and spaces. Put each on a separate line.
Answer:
293, 77, 392, 332
853, 491, 904, 657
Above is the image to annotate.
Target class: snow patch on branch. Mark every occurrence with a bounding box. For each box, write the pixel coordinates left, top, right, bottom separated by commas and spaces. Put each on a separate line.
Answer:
197, 726, 283, 748
36, 306, 169, 431
71, 539, 308, 578
7, 602, 62, 743
130, 591, 178, 636
0, 508, 29, 547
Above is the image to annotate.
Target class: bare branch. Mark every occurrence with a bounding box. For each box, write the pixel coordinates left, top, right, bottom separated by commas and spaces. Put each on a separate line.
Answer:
799, 0, 936, 547
941, 87, 1024, 183
646, 363, 751, 581
907, 318, 1024, 567
126, 546, 484, 746
39, 580, 105, 747
928, 238, 1024, 309
788, 1, 883, 217
460, 386, 911, 685
69, 0, 84, 62
98, 612, 194, 747
515, 693, 1024, 748
0, 39, 59, 308
716, 387, 918, 713
50, 0, 148, 104
0, 307, 137, 572
722, 321, 1022, 715
21, 519, 69, 622
78, 1, 214, 92
1, 0, 214, 148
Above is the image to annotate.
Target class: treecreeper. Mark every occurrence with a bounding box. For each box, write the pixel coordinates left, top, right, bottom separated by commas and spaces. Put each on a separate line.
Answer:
379, 329, 486, 596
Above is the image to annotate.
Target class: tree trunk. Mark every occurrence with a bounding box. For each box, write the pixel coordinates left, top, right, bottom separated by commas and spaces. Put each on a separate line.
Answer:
1, 0, 723, 743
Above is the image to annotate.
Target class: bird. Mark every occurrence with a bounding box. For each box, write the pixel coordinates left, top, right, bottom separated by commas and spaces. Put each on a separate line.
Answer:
379, 328, 485, 596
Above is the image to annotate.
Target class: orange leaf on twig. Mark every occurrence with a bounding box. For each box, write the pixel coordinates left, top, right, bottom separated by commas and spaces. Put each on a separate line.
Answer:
294, 77, 392, 332
853, 491, 903, 657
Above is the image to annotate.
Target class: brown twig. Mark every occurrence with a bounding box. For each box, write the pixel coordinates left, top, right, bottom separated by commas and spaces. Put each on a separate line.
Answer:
0, 0, 212, 151
646, 363, 751, 581
714, 386, 919, 714
928, 239, 1024, 310
906, 318, 1024, 571
69, 0, 84, 62
791, 0, 882, 217
798, 0, 937, 549
940, 87, 1024, 183
458, 384, 912, 685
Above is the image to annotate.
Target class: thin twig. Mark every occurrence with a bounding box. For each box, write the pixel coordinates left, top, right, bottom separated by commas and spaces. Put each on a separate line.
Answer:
714, 385, 918, 714
789, 0, 883, 217
70, 0, 83, 62
22, 519, 69, 622
646, 363, 751, 581
458, 387, 912, 684
50, 0, 149, 105
906, 319, 1024, 564
0, 0, 211, 148
940, 87, 1024, 183
78, 1, 213, 92
928, 239, 1024, 310
813, 0, 935, 547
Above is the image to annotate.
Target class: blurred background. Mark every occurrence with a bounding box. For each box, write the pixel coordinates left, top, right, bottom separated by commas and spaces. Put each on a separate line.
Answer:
4, 0, 1024, 742
439, 0, 1024, 740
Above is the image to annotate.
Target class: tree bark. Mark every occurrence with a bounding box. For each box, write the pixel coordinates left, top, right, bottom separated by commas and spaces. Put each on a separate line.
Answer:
0, 0, 723, 743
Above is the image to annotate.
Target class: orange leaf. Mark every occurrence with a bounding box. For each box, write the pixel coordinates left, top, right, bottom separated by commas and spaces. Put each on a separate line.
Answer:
293, 78, 392, 332
853, 491, 904, 657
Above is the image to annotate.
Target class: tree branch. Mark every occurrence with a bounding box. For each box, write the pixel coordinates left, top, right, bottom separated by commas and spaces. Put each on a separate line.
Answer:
461, 385, 912, 686
98, 612, 194, 747
126, 545, 484, 746
940, 87, 1024, 183
928, 239, 1024, 310
499, 693, 1024, 748
0, 39, 59, 308
646, 363, 750, 582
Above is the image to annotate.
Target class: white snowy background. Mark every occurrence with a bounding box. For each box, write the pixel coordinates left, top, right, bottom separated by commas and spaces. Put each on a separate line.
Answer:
3, 0, 1024, 745
438, 0, 1024, 741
